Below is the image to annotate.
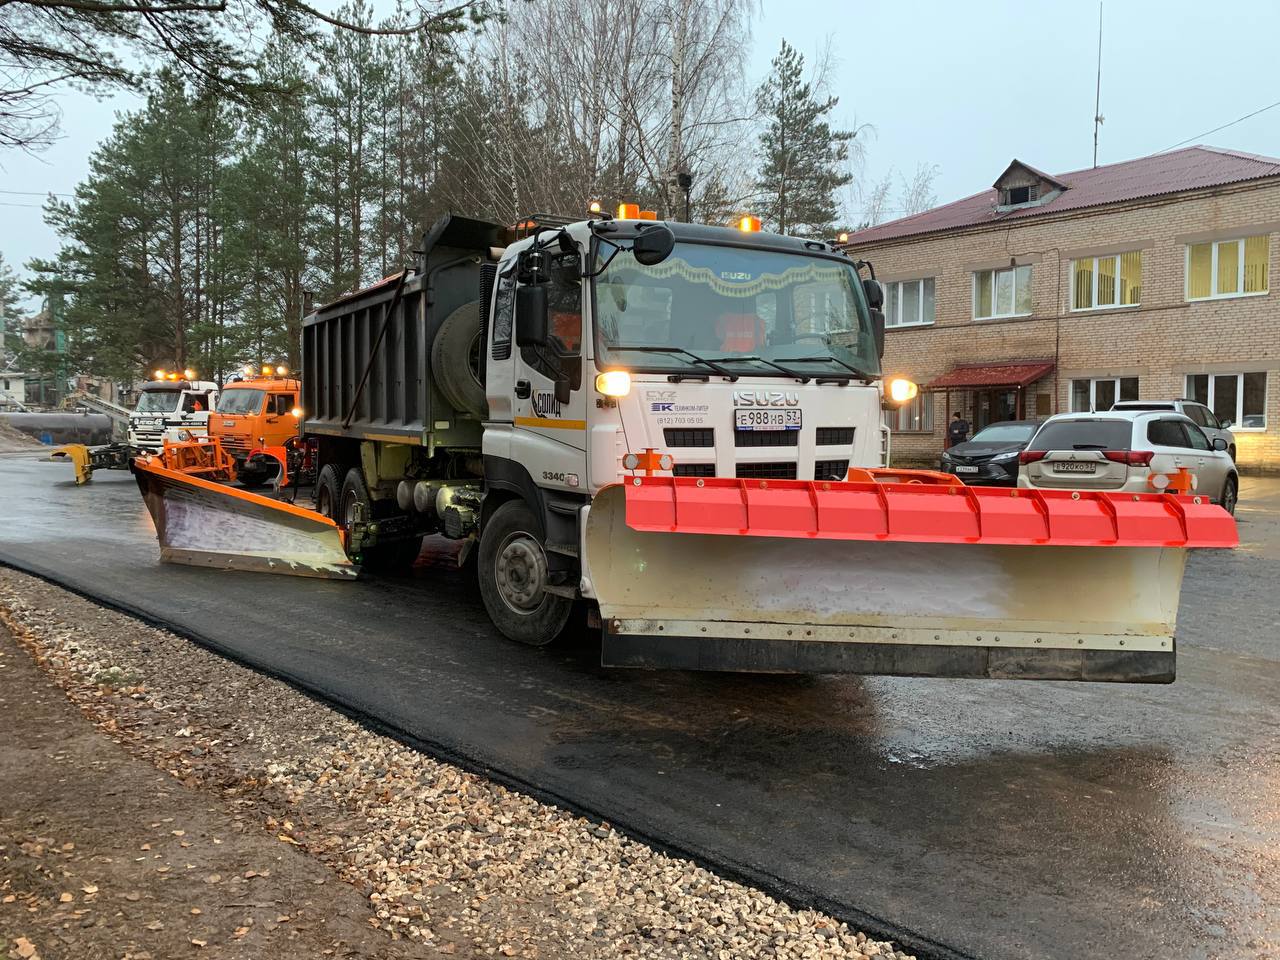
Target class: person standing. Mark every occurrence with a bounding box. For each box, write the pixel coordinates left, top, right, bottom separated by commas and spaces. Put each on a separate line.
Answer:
948, 411, 970, 448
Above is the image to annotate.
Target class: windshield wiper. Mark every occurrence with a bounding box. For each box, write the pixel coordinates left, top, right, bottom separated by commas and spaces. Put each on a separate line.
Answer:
704, 356, 812, 383
774, 355, 878, 381
608, 345, 739, 380
1071, 443, 1109, 449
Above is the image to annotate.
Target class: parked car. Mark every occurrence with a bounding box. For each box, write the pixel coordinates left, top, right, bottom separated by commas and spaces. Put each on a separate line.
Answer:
1110, 398, 1236, 459
939, 419, 1042, 486
1018, 411, 1238, 514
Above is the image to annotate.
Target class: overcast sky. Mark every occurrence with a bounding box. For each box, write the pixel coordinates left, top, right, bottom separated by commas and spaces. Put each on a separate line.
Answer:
4, 0, 1280, 311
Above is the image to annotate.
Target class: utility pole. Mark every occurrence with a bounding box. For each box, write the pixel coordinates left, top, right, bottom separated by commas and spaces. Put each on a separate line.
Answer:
666, 7, 687, 219
1093, 2, 1104, 168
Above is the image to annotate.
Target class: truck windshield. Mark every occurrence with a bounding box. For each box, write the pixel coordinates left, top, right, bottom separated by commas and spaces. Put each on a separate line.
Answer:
593, 242, 879, 377
216, 388, 265, 415
135, 390, 179, 413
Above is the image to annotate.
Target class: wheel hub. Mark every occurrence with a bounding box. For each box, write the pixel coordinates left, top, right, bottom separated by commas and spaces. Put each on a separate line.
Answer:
495, 533, 548, 613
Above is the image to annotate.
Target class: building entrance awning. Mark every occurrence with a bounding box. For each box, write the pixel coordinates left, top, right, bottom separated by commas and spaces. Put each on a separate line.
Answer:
924, 361, 1055, 391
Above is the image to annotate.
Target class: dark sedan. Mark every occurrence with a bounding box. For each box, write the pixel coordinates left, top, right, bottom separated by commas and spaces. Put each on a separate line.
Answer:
939, 419, 1042, 485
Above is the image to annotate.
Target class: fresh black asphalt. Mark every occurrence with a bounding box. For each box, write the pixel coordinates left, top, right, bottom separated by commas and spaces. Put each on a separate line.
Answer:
1, 452, 1277, 959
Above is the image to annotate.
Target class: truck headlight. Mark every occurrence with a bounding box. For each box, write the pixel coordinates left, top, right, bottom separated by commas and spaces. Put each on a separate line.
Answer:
595, 370, 631, 397
886, 377, 918, 404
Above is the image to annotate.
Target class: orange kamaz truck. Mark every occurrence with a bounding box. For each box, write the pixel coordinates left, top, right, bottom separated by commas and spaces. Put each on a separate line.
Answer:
207, 368, 302, 487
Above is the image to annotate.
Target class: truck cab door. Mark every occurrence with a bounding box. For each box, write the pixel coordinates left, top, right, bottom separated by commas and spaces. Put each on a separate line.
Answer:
510, 253, 587, 491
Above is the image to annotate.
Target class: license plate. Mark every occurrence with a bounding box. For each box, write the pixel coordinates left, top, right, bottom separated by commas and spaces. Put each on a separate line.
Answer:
734, 408, 801, 431
1054, 461, 1096, 473
954, 465, 980, 474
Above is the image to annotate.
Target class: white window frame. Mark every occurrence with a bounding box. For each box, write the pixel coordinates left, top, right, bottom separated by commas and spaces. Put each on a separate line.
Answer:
1070, 376, 1139, 412
1070, 253, 1141, 312
1185, 237, 1269, 301
972, 265, 1032, 320
1184, 372, 1268, 431
884, 277, 935, 328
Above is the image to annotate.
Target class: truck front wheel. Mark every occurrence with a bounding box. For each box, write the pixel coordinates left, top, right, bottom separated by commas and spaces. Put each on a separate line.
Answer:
478, 500, 572, 646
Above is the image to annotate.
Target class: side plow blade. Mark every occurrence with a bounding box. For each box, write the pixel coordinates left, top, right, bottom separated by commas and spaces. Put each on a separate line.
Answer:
584, 478, 1237, 682
133, 456, 356, 579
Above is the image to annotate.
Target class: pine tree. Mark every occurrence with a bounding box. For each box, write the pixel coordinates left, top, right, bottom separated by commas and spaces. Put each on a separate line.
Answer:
0, 253, 23, 337
755, 40, 854, 236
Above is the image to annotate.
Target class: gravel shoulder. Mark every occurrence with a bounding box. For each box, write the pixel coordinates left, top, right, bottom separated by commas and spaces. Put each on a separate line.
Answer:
0, 616, 439, 960
0, 568, 912, 960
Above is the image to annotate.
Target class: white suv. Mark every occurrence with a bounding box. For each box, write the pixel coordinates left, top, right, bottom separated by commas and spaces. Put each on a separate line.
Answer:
1110, 399, 1236, 459
1018, 411, 1238, 514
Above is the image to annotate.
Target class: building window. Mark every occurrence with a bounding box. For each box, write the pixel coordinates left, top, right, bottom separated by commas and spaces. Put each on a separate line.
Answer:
1070, 376, 1138, 412
1185, 372, 1267, 429
1186, 236, 1269, 300
886, 393, 933, 432
1071, 252, 1141, 310
884, 278, 935, 327
973, 265, 1032, 319
1002, 185, 1038, 206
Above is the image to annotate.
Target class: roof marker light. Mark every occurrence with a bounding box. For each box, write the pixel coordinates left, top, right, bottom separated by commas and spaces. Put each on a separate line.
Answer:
738, 215, 761, 232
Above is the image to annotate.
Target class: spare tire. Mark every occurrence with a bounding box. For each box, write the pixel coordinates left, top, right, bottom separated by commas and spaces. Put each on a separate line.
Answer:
432, 300, 488, 420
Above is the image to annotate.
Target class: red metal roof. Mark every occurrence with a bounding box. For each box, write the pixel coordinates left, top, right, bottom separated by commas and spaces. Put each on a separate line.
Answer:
848, 146, 1280, 246
925, 362, 1055, 390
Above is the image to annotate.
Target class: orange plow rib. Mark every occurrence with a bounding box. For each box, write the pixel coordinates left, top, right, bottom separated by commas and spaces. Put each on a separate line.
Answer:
584, 477, 1237, 682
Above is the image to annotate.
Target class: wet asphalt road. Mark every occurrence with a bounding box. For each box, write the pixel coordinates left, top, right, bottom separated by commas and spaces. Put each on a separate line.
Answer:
1, 451, 1277, 960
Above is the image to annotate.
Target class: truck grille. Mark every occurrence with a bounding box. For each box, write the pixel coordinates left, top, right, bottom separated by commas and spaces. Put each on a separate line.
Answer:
814, 459, 850, 480
734, 429, 799, 447
673, 463, 716, 478
816, 427, 855, 446
664, 428, 714, 447
736, 462, 797, 479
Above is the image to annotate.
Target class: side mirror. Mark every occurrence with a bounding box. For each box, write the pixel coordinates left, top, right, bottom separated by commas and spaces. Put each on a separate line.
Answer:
870, 308, 886, 360
554, 377, 571, 405
862, 277, 885, 309
1212, 436, 1228, 451
515, 284, 548, 347
632, 225, 675, 266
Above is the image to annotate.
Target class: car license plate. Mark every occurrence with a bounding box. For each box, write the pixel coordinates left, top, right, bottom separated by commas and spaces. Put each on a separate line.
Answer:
1054, 461, 1096, 473
734, 408, 801, 431
954, 465, 980, 474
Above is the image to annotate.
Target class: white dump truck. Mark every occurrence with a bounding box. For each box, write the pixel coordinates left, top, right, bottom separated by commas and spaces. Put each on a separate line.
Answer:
128, 375, 219, 450
133, 213, 1237, 682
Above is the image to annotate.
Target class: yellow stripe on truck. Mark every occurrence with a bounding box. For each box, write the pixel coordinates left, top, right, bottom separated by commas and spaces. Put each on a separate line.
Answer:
514, 416, 587, 430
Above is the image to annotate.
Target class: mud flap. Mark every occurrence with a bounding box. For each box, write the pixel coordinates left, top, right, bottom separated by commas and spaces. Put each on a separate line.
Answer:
133, 456, 357, 579
584, 478, 1237, 682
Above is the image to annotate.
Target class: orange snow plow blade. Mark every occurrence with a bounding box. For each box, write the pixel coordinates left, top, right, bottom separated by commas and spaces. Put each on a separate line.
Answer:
132, 453, 356, 580
584, 477, 1237, 682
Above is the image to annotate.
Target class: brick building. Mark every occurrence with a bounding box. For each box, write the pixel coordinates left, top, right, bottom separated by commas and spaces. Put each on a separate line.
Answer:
844, 145, 1280, 470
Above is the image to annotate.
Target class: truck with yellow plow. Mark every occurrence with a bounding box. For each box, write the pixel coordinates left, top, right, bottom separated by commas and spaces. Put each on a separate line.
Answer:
133, 211, 1237, 681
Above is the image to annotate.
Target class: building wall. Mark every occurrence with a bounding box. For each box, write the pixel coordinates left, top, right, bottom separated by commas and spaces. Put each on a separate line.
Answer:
850, 178, 1280, 469
1, 374, 26, 405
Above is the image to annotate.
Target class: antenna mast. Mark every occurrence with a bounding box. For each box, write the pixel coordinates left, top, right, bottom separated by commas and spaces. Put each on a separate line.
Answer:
1093, 2, 1104, 167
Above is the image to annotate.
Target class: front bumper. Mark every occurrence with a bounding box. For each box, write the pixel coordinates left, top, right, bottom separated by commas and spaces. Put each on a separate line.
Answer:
940, 458, 1019, 485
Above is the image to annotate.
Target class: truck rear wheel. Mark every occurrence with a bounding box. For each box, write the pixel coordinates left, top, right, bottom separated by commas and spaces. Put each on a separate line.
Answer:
315, 464, 343, 519
478, 500, 572, 646
339, 468, 421, 574
431, 301, 488, 420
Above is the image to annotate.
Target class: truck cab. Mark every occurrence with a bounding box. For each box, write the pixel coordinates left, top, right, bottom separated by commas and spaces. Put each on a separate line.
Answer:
208, 375, 302, 486
128, 378, 219, 451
